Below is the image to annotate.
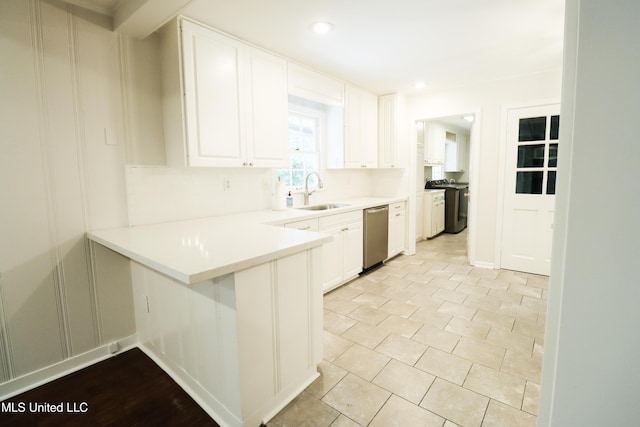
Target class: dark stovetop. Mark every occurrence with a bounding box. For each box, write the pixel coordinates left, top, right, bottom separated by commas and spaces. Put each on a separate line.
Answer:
425, 180, 469, 190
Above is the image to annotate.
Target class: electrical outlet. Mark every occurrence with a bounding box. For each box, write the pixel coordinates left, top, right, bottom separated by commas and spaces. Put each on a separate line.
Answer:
223, 177, 231, 191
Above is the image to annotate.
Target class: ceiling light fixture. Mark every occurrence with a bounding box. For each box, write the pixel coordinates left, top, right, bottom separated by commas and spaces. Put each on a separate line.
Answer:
463, 115, 475, 122
414, 81, 426, 89
310, 22, 334, 34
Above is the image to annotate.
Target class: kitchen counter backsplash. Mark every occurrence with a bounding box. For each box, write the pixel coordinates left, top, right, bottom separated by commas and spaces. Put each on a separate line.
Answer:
125, 165, 407, 227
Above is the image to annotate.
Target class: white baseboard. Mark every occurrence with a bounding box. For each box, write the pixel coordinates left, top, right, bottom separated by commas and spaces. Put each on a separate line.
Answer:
0, 334, 138, 401
472, 261, 496, 269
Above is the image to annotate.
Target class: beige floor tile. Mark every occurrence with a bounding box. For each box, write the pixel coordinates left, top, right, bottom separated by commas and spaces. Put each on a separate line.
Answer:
420, 378, 489, 427
432, 288, 468, 304
415, 347, 472, 385
449, 273, 481, 285
380, 275, 413, 288
445, 317, 490, 340
381, 285, 418, 302
341, 322, 390, 349
495, 270, 528, 284
472, 309, 515, 330
507, 282, 543, 298
322, 373, 391, 426
407, 292, 445, 311
498, 303, 538, 322
522, 381, 540, 415
482, 399, 536, 427
452, 337, 505, 370
353, 280, 388, 295
369, 394, 444, 427
521, 295, 547, 313
444, 421, 462, 427
346, 305, 389, 325
455, 282, 489, 297
438, 300, 477, 320
325, 311, 359, 335
382, 266, 410, 279
378, 299, 419, 318
501, 350, 542, 383
512, 318, 546, 341
404, 272, 436, 284
375, 334, 427, 366
445, 264, 474, 274
352, 291, 390, 308
411, 308, 452, 329
477, 277, 510, 290
463, 364, 526, 408
333, 344, 390, 381
429, 276, 460, 290
324, 297, 361, 315
377, 314, 423, 338
532, 341, 544, 361
324, 331, 354, 362
306, 361, 348, 399
372, 359, 435, 404
328, 284, 366, 301
468, 268, 500, 280
487, 288, 523, 304
329, 414, 362, 427
462, 295, 503, 312
267, 390, 339, 427
485, 327, 535, 355
412, 325, 461, 353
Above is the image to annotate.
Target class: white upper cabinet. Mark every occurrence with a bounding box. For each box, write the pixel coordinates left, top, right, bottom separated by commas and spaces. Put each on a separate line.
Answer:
378, 93, 405, 168
162, 19, 288, 168
287, 63, 345, 106
424, 122, 446, 165
343, 85, 378, 168
445, 133, 467, 172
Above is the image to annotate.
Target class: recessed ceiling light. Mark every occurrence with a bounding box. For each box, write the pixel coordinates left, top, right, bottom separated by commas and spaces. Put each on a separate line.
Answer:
463, 115, 475, 122
310, 22, 334, 34
414, 81, 426, 89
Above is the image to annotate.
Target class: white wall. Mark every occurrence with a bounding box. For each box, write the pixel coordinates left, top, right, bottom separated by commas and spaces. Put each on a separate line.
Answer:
406, 69, 562, 267
538, 0, 640, 425
0, 0, 163, 388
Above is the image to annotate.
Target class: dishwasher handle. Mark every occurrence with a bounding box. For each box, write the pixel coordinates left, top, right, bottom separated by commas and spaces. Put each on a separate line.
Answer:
365, 206, 389, 214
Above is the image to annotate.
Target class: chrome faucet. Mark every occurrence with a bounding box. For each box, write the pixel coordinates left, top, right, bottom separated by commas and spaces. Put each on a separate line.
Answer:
303, 172, 324, 205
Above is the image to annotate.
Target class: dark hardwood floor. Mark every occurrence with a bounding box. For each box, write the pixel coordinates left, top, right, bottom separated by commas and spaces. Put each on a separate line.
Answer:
0, 348, 220, 426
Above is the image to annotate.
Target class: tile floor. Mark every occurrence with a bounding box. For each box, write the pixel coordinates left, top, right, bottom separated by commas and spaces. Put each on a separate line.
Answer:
267, 230, 548, 427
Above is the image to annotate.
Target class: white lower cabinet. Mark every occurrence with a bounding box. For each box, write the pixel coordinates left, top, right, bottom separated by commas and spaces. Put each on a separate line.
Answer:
424, 190, 445, 238
131, 247, 323, 427
319, 211, 363, 292
388, 201, 406, 258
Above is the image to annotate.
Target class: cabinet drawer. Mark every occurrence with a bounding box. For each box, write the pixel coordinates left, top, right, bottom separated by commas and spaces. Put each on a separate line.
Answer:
284, 218, 319, 232
319, 210, 362, 229
390, 202, 406, 213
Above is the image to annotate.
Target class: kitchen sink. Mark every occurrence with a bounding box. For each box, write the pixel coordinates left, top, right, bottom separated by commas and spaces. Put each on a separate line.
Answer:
296, 203, 350, 211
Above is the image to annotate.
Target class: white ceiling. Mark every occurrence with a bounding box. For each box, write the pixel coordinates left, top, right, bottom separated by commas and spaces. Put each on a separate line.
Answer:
67, 0, 566, 95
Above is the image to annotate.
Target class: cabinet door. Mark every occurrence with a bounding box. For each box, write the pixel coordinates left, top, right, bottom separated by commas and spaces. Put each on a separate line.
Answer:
342, 221, 364, 279
321, 226, 344, 291
435, 200, 445, 234
181, 21, 243, 167
344, 86, 378, 168
388, 202, 406, 257
415, 195, 424, 240
424, 123, 445, 165
378, 94, 398, 168
244, 48, 288, 167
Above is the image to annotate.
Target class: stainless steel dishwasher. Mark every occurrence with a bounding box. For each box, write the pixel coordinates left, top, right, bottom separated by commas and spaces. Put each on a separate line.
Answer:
363, 205, 389, 270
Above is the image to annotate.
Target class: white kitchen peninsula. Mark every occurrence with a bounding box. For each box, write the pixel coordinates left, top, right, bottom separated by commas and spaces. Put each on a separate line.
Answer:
88, 217, 330, 427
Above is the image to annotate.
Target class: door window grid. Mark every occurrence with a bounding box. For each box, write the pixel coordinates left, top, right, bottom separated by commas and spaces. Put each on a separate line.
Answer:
515, 115, 559, 195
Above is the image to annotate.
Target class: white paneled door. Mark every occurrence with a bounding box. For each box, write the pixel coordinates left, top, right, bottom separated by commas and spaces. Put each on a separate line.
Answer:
501, 104, 560, 275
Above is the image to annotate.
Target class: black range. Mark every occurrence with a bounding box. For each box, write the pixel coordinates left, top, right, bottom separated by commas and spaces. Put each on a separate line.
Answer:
425, 180, 468, 233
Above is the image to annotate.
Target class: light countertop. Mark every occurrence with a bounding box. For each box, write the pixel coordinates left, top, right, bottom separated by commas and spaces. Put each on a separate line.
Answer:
88, 196, 407, 285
